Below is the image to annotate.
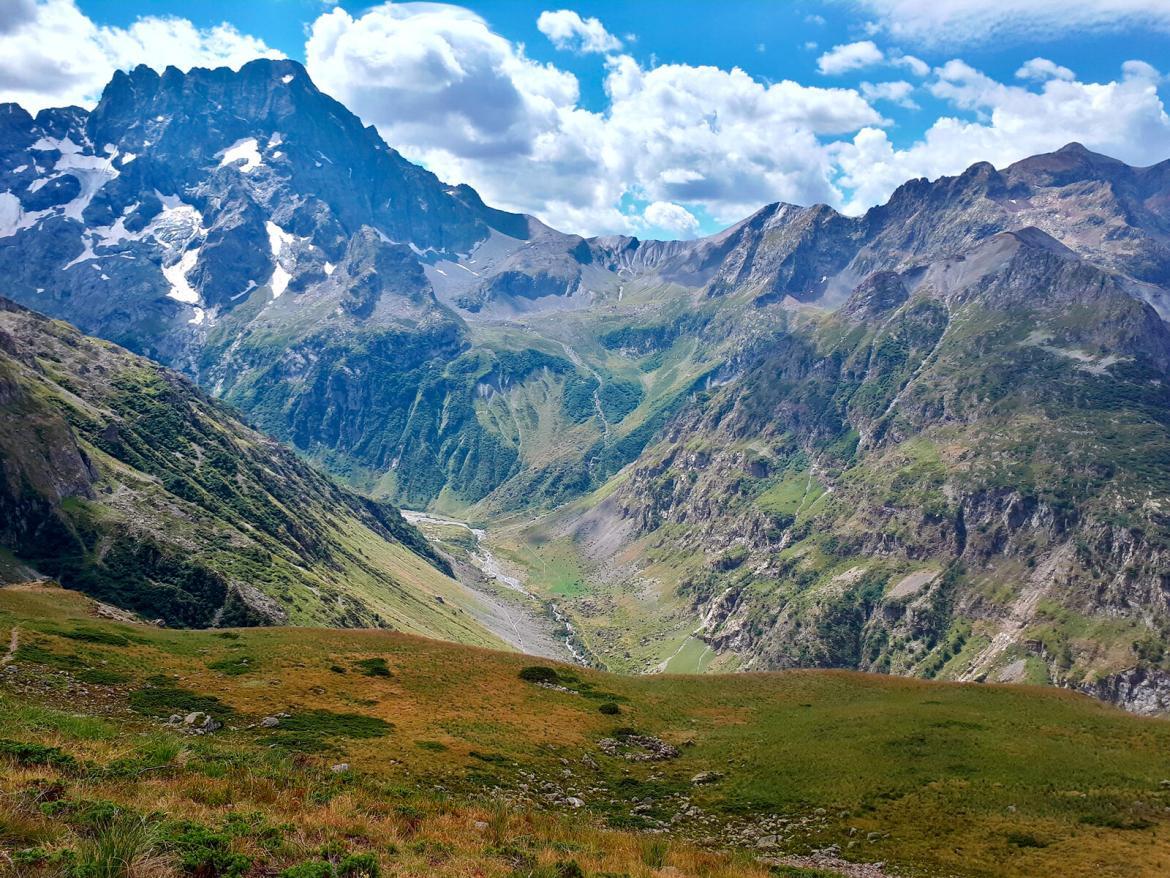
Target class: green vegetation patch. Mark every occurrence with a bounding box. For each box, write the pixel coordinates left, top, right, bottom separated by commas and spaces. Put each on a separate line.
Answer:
0, 738, 78, 770
354, 657, 392, 677
128, 683, 236, 719
207, 655, 257, 676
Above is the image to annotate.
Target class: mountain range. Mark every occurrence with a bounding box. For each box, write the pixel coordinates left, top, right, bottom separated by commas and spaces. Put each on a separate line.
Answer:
2, 58, 1169, 713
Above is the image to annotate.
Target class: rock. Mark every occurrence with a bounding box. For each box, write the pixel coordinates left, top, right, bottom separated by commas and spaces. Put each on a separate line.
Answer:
598, 733, 680, 762
259, 716, 281, 728
565, 797, 584, 808
473, 820, 488, 831
756, 835, 778, 849
181, 711, 221, 734
691, 771, 724, 785
330, 763, 350, 774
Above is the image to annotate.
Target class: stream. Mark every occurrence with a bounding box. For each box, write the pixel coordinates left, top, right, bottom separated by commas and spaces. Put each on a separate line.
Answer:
401, 511, 589, 665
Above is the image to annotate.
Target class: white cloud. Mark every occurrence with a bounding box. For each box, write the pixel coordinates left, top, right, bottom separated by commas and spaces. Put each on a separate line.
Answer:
891, 53, 929, 77
860, 80, 918, 108
817, 40, 885, 75
854, 0, 1170, 46
537, 9, 622, 54
1015, 58, 1075, 82
835, 59, 1170, 214
0, 0, 281, 112
306, 3, 885, 234
643, 201, 700, 236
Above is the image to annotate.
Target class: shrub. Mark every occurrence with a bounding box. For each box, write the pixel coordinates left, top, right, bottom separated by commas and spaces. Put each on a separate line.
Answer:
129, 685, 234, 719
338, 853, 380, 878
1005, 832, 1049, 848
354, 658, 391, 678
0, 739, 78, 771
518, 666, 559, 685
165, 822, 251, 877
598, 702, 621, 715
280, 864, 335, 878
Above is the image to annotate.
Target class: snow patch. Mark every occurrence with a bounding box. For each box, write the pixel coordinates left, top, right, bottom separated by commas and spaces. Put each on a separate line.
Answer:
0, 191, 48, 237
281, 74, 294, 84
323, 261, 335, 276
270, 265, 291, 299
266, 220, 294, 298
163, 247, 201, 304
218, 138, 261, 173
120, 152, 136, 164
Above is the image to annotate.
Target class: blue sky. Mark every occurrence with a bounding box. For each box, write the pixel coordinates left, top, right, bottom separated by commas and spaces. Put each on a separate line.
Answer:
4, 1, 1170, 238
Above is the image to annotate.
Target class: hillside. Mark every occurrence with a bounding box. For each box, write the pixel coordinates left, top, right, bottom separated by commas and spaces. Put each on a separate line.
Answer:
0, 297, 512, 646
2, 58, 1170, 709
2, 584, 1170, 878
499, 228, 1170, 710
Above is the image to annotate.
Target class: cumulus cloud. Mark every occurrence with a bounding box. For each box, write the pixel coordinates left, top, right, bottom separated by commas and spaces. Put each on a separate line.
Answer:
643, 201, 700, 235
891, 52, 929, 76
835, 59, 1170, 213
853, 0, 1170, 46
1015, 57, 1076, 82
0, 0, 281, 111
306, 3, 884, 235
537, 9, 622, 54
817, 40, 885, 75
860, 80, 918, 108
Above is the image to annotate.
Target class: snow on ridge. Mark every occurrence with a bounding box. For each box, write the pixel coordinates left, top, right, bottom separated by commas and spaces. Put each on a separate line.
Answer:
218, 138, 262, 173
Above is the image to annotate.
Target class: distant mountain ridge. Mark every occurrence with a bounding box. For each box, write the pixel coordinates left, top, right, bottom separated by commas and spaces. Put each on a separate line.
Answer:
2, 58, 1170, 711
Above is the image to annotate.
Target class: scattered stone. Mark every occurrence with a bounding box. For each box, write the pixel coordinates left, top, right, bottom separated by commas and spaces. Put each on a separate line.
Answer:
756, 835, 778, 849
331, 763, 350, 774
691, 771, 724, 785
565, 797, 584, 808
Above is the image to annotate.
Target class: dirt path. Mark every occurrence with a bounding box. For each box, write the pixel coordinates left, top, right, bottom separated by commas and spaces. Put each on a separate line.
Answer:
1, 625, 19, 667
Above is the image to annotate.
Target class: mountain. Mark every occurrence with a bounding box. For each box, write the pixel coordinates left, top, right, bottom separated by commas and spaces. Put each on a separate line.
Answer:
545, 226, 1170, 711
0, 296, 510, 647
2, 59, 1170, 711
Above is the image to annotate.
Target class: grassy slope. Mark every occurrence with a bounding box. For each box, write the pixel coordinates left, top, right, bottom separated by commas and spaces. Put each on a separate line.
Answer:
3, 584, 1170, 878
0, 302, 504, 647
